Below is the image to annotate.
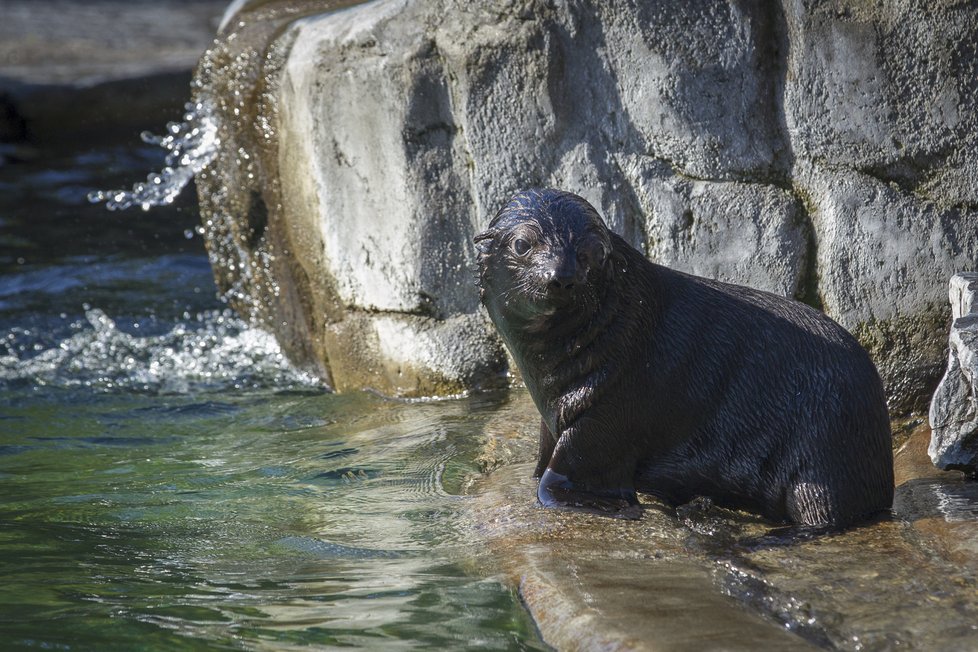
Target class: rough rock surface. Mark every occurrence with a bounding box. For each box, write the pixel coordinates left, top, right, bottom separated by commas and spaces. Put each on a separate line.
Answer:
930, 273, 978, 472
197, 0, 978, 407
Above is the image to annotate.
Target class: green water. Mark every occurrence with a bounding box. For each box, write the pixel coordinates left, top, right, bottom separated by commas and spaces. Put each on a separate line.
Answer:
0, 142, 546, 650
0, 390, 544, 650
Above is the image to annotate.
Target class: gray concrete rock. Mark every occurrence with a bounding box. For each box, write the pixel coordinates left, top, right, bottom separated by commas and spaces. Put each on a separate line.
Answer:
267, 0, 507, 395
929, 273, 978, 472
799, 163, 978, 412
783, 0, 978, 210
591, 0, 788, 181
623, 155, 808, 298
281, 1, 478, 318
197, 0, 978, 407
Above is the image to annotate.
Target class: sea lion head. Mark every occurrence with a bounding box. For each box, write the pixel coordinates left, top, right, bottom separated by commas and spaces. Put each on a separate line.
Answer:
475, 189, 614, 327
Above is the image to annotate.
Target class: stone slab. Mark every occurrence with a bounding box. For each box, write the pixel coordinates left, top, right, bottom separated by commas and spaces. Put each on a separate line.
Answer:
0, 0, 228, 86
0, 0, 229, 148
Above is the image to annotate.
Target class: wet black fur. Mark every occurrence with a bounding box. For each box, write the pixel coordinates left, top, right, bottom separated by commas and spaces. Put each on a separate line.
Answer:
475, 188, 894, 527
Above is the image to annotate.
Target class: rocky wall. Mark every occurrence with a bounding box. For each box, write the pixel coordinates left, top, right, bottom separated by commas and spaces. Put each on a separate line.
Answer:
197, 0, 978, 410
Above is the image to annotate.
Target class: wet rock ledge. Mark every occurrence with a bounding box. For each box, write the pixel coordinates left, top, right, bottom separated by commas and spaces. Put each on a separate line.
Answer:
468, 394, 978, 651
197, 0, 978, 409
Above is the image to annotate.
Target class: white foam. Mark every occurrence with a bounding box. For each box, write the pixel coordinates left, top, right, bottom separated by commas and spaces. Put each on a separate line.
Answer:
0, 308, 323, 394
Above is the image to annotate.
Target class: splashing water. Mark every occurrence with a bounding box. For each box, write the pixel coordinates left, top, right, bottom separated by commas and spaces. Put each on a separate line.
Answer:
87, 100, 219, 211
0, 307, 321, 395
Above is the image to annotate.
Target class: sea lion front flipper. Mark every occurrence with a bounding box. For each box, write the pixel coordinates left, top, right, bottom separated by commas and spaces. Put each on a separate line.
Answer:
537, 468, 642, 519
534, 420, 643, 518
535, 419, 642, 519
533, 418, 556, 479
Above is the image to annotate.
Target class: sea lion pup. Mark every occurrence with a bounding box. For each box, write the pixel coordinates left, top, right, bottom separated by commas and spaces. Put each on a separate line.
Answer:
474, 188, 894, 527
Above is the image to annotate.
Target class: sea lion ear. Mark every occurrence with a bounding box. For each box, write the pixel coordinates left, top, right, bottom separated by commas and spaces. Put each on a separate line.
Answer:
610, 248, 627, 273
474, 229, 496, 254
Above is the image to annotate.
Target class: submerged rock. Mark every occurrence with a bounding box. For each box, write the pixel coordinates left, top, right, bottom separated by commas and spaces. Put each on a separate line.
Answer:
930, 273, 978, 473
195, 0, 978, 405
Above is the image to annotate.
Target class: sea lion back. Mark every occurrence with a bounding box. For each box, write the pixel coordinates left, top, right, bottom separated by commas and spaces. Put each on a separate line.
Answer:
633, 260, 894, 526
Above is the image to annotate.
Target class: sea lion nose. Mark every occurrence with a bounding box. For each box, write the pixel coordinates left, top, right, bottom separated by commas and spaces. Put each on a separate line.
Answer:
549, 272, 576, 291
548, 258, 579, 292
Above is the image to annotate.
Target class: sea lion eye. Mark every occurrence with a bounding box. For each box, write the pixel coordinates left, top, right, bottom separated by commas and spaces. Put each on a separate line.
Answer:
512, 238, 532, 256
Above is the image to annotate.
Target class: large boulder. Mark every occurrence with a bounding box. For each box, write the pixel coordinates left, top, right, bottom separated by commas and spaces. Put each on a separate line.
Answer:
196, 0, 978, 408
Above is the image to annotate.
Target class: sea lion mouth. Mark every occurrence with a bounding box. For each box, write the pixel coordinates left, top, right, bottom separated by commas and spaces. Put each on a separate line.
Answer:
543, 281, 584, 307
491, 276, 585, 326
